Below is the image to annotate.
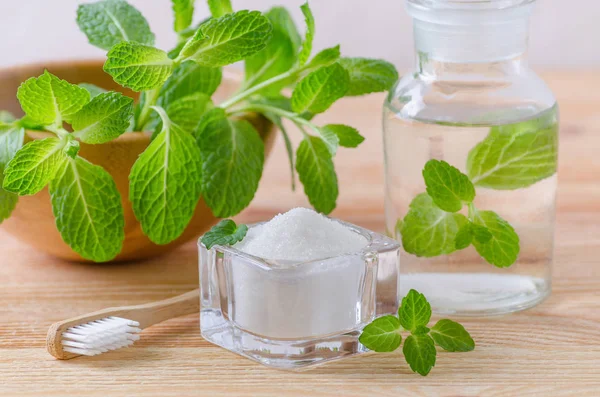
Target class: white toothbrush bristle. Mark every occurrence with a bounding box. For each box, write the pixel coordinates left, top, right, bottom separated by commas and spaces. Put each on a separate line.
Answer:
62, 316, 141, 356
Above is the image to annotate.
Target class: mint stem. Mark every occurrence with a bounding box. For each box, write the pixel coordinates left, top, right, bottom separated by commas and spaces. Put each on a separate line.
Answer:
220, 68, 299, 109
135, 87, 161, 132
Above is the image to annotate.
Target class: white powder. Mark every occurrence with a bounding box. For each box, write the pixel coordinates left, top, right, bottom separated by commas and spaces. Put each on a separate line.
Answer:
234, 207, 368, 262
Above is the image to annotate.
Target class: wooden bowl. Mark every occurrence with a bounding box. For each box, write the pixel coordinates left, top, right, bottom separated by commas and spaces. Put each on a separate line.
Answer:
0, 60, 276, 262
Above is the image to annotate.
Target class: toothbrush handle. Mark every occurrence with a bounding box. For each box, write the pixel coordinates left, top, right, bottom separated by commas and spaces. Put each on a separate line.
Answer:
47, 289, 200, 359
121, 288, 200, 329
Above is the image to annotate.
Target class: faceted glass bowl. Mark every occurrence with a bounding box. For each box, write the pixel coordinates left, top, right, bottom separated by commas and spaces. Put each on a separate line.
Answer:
198, 219, 400, 369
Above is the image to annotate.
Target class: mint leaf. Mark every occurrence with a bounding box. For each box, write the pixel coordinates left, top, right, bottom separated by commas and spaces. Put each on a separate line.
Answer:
244, 25, 295, 96
321, 124, 364, 148
196, 108, 265, 217
467, 120, 558, 190
455, 223, 473, 250
400, 193, 468, 257
423, 159, 475, 213
161, 93, 212, 135
398, 289, 432, 333
17, 71, 90, 126
0, 124, 24, 222
158, 61, 222, 106
72, 92, 134, 144
0, 188, 17, 224
295, 136, 338, 214
265, 7, 301, 53
104, 42, 174, 91
207, 0, 233, 18
471, 223, 493, 243
201, 219, 248, 249
403, 334, 436, 376
358, 315, 402, 352
171, 0, 194, 33
318, 126, 339, 156
306, 45, 341, 70
63, 138, 80, 159
129, 106, 202, 245
3, 138, 68, 195
78, 83, 107, 99
49, 157, 124, 262
182, 10, 272, 67
297, 2, 315, 65
471, 209, 519, 268
291, 63, 349, 114
413, 325, 430, 335
77, 0, 154, 50
338, 57, 398, 96
430, 319, 475, 352
0, 111, 15, 124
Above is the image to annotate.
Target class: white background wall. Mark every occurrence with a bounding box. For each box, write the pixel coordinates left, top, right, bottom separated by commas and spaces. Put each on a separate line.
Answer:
0, 0, 596, 69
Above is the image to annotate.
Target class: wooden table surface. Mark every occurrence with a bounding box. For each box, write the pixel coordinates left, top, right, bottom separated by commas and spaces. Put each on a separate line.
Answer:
1, 70, 599, 396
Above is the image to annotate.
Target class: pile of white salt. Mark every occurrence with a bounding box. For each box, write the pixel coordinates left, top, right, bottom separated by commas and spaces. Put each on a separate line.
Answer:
229, 208, 371, 338
235, 207, 368, 262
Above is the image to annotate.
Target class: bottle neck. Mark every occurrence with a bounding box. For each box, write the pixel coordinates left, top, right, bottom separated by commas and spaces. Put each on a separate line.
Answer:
408, 0, 534, 69
413, 18, 530, 65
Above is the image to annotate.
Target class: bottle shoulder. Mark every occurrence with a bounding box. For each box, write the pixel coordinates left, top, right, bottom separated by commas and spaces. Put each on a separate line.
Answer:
386, 69, 557, 125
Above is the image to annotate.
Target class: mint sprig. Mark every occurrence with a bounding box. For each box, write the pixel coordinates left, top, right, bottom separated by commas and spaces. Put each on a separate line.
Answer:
0, 0, 399, 263
360, 289, 475, 376
201, 219, 248, 249
399, 159, 520, 268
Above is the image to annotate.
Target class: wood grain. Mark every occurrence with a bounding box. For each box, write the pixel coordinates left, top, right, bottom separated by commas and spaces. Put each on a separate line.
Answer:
1, 70, 599, 396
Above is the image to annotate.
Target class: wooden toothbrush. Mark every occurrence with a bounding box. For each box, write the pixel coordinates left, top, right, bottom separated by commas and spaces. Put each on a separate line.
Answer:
47, 289, 200, 359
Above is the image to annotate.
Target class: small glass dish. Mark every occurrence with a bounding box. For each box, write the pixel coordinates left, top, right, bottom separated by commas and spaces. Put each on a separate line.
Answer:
198, 219, 400, 369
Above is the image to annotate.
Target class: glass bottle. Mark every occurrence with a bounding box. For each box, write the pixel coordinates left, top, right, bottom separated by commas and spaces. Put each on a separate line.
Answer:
383, 0, 558, 315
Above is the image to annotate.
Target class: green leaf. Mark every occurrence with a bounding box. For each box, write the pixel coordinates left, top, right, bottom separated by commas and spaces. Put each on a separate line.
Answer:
49, 156, 124, 262
244, 25, 295, 96
297, 2, 315, 65
72, 92, 134, 144
358, 315, 402, 352
306, 45, 341, 70
17, 71, 90, 126
403, 334, 436, 376
318, 125, 339, 155
423, 159, 475, 213
413, 325, 430, 335
196, 108, 265, 217
400, 193, 468, 257
78, 83, 107, 99
158, 61, 222, 107
129, 106, 202, 245
207, 0, 233, 18
0, 111, 15, 124
338, 57, 399, 96
201, 219, 248, 249
471, 210, 519, 268
398, 289, 432, 333
291, 63, 349, 114
0, 124, 24, 222
265, 7, 301, 53
3, 138, 68, 195
63, 138, 80, 159
0, 187, 17, 224
295, 136, 338, 214
171, 0, 194, 33
181, 10, 272, 67
104, 42, 174, 91
160, 93, 212, 136
471, 223, 493, 243
77, 0, 154, 51
430, 319, 475, 352
454, 223, 473, 250
467, 117, 558, 190
321, 124, 364, 148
